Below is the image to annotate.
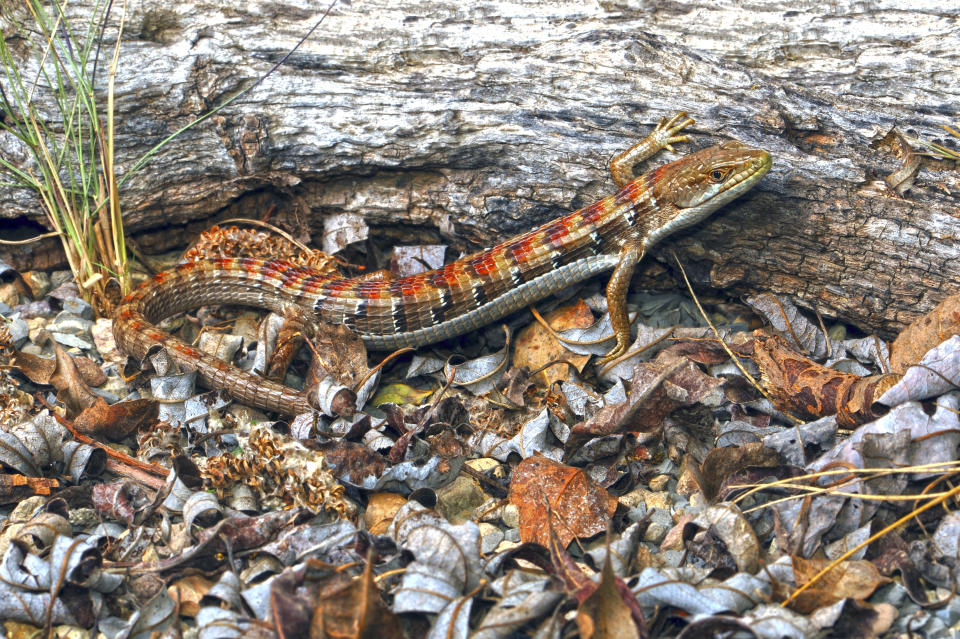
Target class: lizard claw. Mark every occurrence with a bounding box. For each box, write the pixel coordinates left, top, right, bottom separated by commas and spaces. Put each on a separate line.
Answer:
652, 113, 695, 152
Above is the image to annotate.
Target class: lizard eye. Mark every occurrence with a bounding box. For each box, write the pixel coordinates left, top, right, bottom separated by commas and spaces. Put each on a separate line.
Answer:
709, 169, 728, 183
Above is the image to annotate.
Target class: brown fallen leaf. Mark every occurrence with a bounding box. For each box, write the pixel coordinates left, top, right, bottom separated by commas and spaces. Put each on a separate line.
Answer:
74, 397, 158, 441
788, 556, 891, 614
310, 557, 404, 639
889, 292, 960, 374
509, 453, 616, 548
543, 523, 647, 634
577, 554, 642, 639
567, 349, 721, 449
48, 343, 101, 415
364, 492, 408, 536
268, 556, 403, 639
752, 332, 899, 428
11, 349, 106, 387
514, 300, 594, 386
168, 574, 215, 618
698, 442, 781, 502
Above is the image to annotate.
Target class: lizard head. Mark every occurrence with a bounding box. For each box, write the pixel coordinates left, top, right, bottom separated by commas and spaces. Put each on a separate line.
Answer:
641, 140, 771, 246
652, 140, 771, 212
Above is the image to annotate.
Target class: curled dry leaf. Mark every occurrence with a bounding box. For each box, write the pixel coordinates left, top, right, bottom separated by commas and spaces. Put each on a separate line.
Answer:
305, 322, 368, 414
878, 335, 960, 407
92, 481, 149, 525
746, 293, 839, 360
752, 333, 899, 427
514, 300, 595, 386
788, 556, 890, 614
509, 453, 616, 548
577, 554, 643, 639
889, 292, 960, 374
689, 504, 761, 574
11, 349, 106, 387
73, 396, 158, 441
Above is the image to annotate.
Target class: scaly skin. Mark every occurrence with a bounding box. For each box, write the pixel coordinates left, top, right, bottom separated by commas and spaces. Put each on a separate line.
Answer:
113, 113, 772, 415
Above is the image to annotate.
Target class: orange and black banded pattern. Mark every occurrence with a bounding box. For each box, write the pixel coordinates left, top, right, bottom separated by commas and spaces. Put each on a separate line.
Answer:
113, 114, 771, 416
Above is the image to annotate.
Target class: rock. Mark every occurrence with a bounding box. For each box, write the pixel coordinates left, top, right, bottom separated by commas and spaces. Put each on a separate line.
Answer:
478, 522, 504, 554
648, 474, 672, 491
48, 271, 74, 288
68, 507, 100, 528
92, 318, 120, 364
49, 311, 93, 336
61, 296, 94, 320
0, 281, 23, 307
465, 457, 500, 473
51, 332, 95, 350
435, 475, 486, 524
642, 508, 673, 544
20, 271, 50, 298
501, 503, 520, 528
13, 298, 53, 318
6, 314, 28, 348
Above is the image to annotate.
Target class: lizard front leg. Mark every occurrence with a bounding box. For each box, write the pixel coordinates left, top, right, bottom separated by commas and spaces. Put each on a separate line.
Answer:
596, 239, 645, 366
609, 112, 695, 188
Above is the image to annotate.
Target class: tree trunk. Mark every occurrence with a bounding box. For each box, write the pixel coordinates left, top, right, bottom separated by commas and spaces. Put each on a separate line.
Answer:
0, 0, 956, 339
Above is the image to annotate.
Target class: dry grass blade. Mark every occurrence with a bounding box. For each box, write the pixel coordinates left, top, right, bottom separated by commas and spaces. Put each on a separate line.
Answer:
908, 124, 960, 161
782, 481, 960, 606
671, 253, 803, 424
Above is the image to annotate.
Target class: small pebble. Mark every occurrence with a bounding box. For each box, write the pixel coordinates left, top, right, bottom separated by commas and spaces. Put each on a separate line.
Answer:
648, 474, 672, 491
0, 281, 23, 308
62, 296, 94, 320
51, 332, 95, 350
49, 271, 74, 288
21, 271, 50, 298
478, 522, 504, 554
501, 503, 520, 528
642, 508, 673, 544
6, 315, 28, 347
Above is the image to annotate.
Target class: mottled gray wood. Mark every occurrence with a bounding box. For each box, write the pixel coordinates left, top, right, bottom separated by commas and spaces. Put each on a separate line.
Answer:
0, 0, 957, 338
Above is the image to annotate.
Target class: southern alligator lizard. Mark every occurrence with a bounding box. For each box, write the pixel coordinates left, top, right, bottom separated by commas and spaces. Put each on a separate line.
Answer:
113, 113, 771, 416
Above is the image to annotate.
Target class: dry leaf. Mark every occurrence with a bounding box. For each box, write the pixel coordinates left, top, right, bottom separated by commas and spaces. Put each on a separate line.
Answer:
514, 301, 594, 386
577, 555, 641, 639
11, 350, 106, 387
309, 559, 404, 639
889, 292, 960, 373
752, 333, 899, 427
698, 442, 780, 502
74, 397, 157, 441
509, 453, 616, 548
168, 575, 214, 618
789, 556, 891, 614
364, 492, 407, 536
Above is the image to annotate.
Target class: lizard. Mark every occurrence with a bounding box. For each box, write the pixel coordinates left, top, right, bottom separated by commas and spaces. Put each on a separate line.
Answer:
113, 113, 772, 416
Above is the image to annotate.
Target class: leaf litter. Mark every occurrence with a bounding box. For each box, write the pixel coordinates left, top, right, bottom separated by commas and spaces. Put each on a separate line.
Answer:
3, 228, 960, 637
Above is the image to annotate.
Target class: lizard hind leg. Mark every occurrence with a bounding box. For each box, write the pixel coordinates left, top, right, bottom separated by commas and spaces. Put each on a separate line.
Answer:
595, 241, 645, 366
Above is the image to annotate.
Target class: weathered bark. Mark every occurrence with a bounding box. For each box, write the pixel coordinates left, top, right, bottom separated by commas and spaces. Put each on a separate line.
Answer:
0, 1, 957, 339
